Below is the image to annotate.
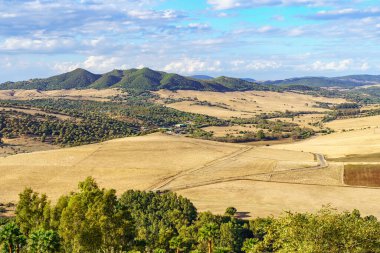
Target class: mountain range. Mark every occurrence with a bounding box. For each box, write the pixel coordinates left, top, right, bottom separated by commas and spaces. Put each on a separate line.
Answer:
0, 68, 268, 92
1, 68, 379, 92
263, 75, 380, 88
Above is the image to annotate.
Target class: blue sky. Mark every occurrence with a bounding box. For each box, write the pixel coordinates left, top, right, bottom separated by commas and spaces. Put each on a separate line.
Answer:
0, 0, 379, 82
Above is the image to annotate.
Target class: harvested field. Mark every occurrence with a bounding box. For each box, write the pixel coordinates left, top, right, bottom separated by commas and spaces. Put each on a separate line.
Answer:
329, 153, 380, 162
344, 164, 380, 187
155, 90, 347, 119
326, 115, 380, 131
271, 128, 380, 158
0, 137, 58, 157
2, 132, 380, 218
0, 89, 123, 101
177, 180, 380, 218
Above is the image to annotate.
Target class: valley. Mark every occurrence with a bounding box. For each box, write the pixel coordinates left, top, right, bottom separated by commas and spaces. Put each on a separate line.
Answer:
1, 68, 380, 219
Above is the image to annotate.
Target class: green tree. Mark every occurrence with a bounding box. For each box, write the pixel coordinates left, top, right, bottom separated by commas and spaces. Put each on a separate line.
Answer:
28, 229, 60, 253
0, 222, 26, 253
198, 223, 219, 253
15, 188, 50, 236
169, 236, 186, 253
241, 238, 259, 253
224, 207, 237, 217
58, 177, 134, 252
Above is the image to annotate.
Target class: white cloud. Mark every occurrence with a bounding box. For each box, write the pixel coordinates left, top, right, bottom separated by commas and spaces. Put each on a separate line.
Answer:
127, 9, 182, 20
52, 55, 129, 73
231, 60, 282, 71
0, 37, 74, 52
164, 58, 221, 73
208, 0, 339, 10
308, 59, 353, 71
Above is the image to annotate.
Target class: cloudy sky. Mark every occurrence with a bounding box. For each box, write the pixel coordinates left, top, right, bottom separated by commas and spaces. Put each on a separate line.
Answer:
0, 0, 379, 82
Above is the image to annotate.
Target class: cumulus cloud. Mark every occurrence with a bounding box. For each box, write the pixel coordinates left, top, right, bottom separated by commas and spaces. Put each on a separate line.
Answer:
164, 58, 222, 74
231, 60, 282, 71
0, 37, 75, 53
52, 55, 129, 73
207, 0, 340, 10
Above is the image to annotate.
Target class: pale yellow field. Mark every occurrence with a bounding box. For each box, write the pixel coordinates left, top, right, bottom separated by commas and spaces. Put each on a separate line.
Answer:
3, 132, 380, 218
0, 137, 58, 157
0, 133, 242, 202
155, 90, 347, 119
178, 179, 380, 217
326, 115, 380, 131
0, 89, 122, 101
271, 128, 380, 158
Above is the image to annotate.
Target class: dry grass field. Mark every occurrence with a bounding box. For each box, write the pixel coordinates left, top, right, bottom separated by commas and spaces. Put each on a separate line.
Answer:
271, 128, 380, 159
3, 132, 380, 218
0, 88, 122, 101
325, 115, 380, 131
0, 137, 58, 157
155, 90, 347, 119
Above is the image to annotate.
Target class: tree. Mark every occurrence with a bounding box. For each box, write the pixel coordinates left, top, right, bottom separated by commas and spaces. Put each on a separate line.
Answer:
224, 207, 237, 217
0, 222, 26, 253
15, 188, 50, 236
28, 229, 60, 253
58, 177, 134, 252
169, 236, 186, 253
241, 238, 259, 253
198, 223, 219, 253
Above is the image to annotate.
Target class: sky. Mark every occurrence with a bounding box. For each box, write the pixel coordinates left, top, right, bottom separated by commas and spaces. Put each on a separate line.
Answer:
0, 0, 379, 82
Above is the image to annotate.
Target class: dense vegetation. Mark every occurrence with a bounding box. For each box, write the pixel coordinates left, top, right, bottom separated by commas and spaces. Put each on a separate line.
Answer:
1, 178, 380, 253
0, 93, 225, 146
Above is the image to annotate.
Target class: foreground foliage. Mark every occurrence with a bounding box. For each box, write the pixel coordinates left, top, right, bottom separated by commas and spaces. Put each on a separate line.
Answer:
1, 178, 380, 252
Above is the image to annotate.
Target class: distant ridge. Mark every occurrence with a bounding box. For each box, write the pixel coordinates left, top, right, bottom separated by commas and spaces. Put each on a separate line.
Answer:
190, 75, 214, 80
264, 75, 380, 88
2, 67, 378, 92
0, 67, 274, 92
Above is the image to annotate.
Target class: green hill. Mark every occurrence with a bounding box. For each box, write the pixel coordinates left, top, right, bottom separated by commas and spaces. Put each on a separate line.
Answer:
0, 67, 271, 92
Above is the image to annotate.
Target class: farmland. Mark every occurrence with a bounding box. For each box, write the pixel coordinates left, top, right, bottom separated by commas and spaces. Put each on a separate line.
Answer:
2, 131, 380, 218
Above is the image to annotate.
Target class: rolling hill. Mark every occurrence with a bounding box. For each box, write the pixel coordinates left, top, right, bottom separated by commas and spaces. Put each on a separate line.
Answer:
0, 68, 270, 92
265, 75, 380, 88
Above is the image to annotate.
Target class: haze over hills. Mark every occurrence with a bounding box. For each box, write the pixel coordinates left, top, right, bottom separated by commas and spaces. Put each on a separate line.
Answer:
1, 67, 379, 92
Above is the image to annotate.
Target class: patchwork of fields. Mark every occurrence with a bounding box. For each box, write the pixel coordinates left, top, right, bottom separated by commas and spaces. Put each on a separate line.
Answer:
2, 89, 380, 218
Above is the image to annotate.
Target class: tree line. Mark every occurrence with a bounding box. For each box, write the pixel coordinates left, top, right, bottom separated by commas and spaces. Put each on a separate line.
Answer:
1, 178, 380, 253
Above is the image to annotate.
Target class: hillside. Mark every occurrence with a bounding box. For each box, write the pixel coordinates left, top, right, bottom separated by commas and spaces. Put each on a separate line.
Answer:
0, 68, 268, 92
265, 75, 380, 88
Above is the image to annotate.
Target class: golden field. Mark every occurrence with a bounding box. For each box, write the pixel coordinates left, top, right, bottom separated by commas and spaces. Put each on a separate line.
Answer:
155, 90, 347, 119
2, 132, 380, 218
0, 88, 122, 101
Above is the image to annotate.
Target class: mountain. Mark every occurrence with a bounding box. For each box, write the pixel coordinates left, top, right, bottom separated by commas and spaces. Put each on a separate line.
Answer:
190, 75, 214, 80
265, 75, 380, 88
241, 78, 256, 82
0, 67, 272, 92
0, 68, 101, 90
